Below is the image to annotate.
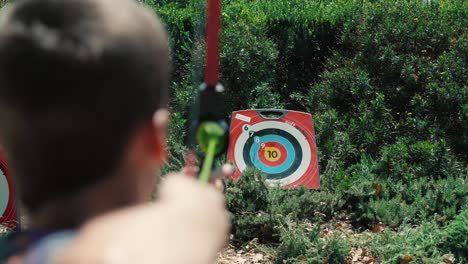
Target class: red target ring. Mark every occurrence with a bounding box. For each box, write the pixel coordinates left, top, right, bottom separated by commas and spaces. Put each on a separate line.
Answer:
0, 149, 18, 228
257, 142, 287, 167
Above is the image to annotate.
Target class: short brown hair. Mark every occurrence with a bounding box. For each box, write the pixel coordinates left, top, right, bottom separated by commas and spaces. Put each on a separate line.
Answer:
0, 0, 170, 212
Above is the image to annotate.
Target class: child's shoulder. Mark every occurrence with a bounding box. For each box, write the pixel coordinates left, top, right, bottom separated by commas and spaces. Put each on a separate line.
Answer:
0, 230, 76, 264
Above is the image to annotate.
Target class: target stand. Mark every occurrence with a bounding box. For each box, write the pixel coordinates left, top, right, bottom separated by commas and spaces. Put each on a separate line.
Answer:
0, 149, 19, 229
228, 109, 319, 188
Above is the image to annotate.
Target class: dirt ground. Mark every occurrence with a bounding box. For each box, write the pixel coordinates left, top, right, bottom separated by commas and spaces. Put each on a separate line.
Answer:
215, 245, 378, 264
217, 246, 273, 264
216, 222, 381, 264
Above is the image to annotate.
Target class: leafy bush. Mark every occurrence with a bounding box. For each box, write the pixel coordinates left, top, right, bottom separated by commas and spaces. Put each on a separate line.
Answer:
439, 209, 468, 262
365, 210, 467, 264
226, 168, 281, 243
276, 227, 315, 263
276, 227, 349, 264
226, 168, 270, 214
224, 161, 465, 260
321, 234, 350, 264
366, 222, 447, 264
154, 0, 467, 174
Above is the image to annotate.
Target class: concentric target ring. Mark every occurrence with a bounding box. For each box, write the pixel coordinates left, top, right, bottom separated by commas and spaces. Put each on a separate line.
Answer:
244, 131, 301, 177
257, 141, 287, 167
234, 121, 312, 186
0, 166, 9, 220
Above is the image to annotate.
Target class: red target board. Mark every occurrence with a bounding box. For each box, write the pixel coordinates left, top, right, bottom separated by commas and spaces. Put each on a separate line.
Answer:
228, 109, 319, 188
0, 149, 18, 228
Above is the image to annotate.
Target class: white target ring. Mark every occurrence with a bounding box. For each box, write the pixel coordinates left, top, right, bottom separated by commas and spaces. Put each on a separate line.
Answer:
234, 121, 311, 186
0, 167, 9, 217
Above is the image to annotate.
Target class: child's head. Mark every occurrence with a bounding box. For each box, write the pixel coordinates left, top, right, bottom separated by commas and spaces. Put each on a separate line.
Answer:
0, 0, 170, 214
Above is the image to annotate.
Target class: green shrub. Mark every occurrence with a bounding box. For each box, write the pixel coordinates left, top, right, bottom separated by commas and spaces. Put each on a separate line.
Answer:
345, 154, 467, 225
439, 209, 468, 262
248, 83, 285, 110
276, 226, 349, 264
226, 168, 280, 243
320, 234, 350, 264
154, 0, 467, 168
270, 187, 347, 222
276, 227, 315, 263
226, 168, 270, 213
231, 212, 281, 244
347, 94, 397, 156
312, 110, 358, 175
365, 211, 468, 264
220, 20, 279, 111
375, 139, 460, 182
366, 222, 446, 264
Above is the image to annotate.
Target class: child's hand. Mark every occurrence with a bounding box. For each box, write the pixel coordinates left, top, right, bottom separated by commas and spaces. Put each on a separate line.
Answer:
53, 174, 231, 264
182, 162, 235, 191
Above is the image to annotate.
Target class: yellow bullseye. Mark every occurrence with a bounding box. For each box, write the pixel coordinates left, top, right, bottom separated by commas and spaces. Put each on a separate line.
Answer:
264, 147, 281, 162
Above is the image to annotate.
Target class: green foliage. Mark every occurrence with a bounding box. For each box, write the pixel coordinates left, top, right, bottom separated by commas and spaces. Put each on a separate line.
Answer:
153, 0, 467, 176
343, 154, 467, 226
269, 187, 346, 222
225, 160, 465, 260
276, 227, 349, 264
366, 222, 448, 264
248, 83, 285, 110
276, 227, 315, 262
364, 211, 468, 264
220, 20, 279, 111
0, 0, 10, 8
439, 209, 468, 262
321, 234, 350, 264
225, 168, 281, 243
302, 0, 468, 166
226, 168, 269, 213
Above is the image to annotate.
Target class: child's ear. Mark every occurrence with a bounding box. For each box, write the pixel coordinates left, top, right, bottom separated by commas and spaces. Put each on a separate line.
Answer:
151, 109, 170, 163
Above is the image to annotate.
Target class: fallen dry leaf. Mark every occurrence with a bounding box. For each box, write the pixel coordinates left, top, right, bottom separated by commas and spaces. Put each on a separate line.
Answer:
372, 183, 383, 197
336, 223, 343, 231
352, 248, 363, 262
400, 255, 413, 264
372, 223, 385, 233
437, 215, 447, 223
346, 247, 378, 264
440, 254, 455, 264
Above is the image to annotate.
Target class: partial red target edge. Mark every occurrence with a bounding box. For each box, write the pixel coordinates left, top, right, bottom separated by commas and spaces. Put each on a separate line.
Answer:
0, 149, 19, 228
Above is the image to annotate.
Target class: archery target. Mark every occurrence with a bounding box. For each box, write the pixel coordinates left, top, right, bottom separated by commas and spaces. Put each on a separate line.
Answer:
0, 152, 18, 228
228, 110, 319, 188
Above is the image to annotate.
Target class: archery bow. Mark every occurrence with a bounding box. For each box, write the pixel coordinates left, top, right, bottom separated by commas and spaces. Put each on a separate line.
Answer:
188, 0, 228, 183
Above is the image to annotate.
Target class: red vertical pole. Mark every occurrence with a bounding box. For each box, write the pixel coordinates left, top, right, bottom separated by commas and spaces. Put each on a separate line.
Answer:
204, 0, 221, 87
